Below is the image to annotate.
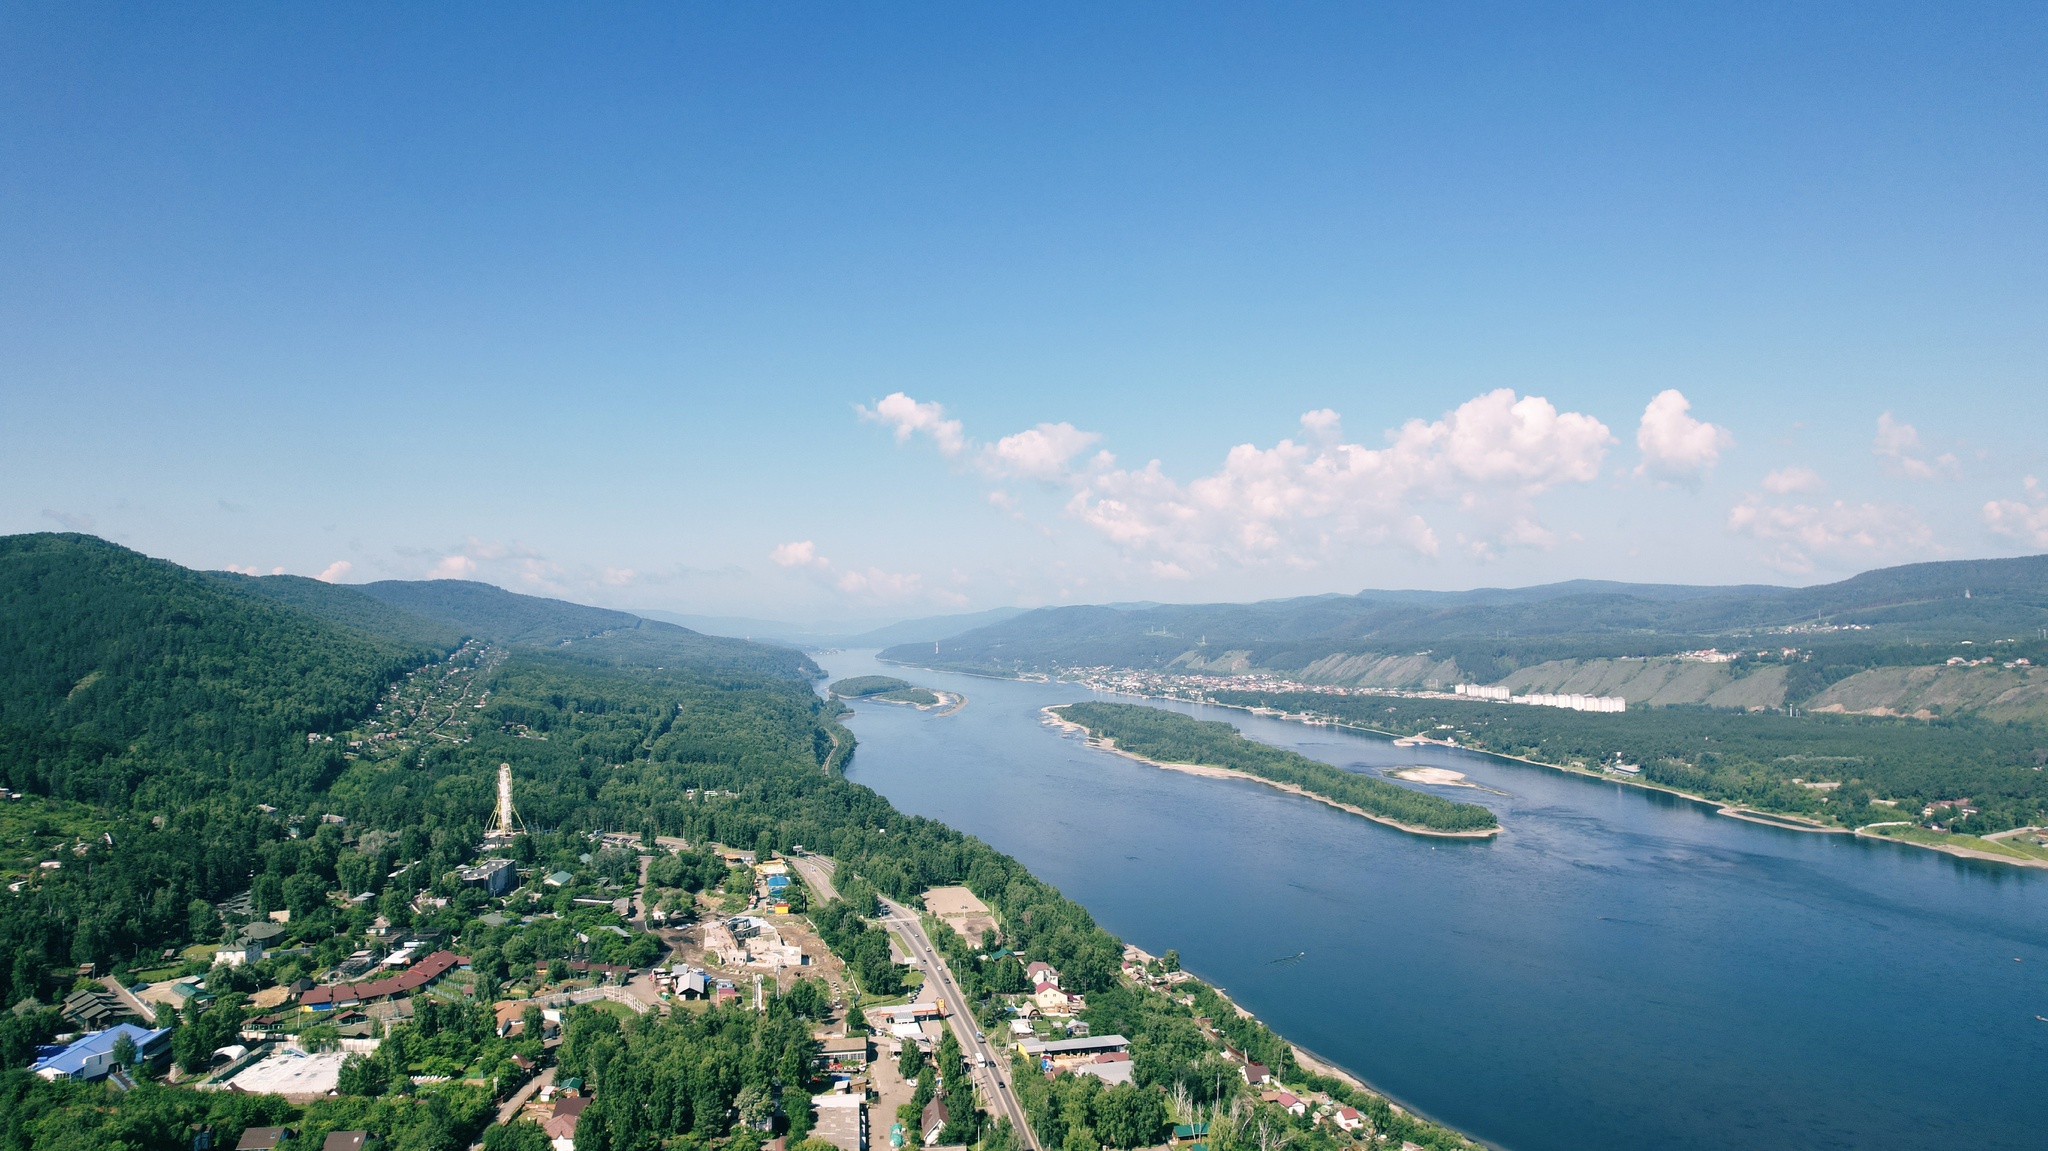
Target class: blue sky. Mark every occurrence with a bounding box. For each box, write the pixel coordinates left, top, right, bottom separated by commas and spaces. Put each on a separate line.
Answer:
3, 3, 2045, 619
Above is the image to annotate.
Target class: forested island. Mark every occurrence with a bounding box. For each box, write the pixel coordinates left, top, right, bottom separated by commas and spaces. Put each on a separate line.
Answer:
829, 675, 943, 707
0, 534, 1480, 1151
1199, 689, 2048, 865
1050, 702, 1500, 836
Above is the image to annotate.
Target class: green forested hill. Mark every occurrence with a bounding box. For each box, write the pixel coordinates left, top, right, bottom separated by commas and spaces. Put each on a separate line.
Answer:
355, 578, 642, 644
218, 571, 465, 651
0, 535, 1119, 1075
0, 535, 450, 808
349, 575, 823, 680
880, 554, 2048, 708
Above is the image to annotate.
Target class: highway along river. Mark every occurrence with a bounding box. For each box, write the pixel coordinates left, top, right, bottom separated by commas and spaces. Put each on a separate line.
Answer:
815, 650, 2048, 1151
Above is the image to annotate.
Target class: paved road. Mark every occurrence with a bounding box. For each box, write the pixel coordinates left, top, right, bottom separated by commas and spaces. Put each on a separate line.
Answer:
786, 852, 841, 902
634, 853, 653, 929
785, 854, 854, 1015
878, 896, 1038, 1151
788, 854, 1035, 1147
495, 1065, 554, 1125
100, 975, 158, 1026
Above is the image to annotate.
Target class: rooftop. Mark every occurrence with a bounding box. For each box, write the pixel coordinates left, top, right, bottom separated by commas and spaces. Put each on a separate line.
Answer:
31, 1024, 169, 1079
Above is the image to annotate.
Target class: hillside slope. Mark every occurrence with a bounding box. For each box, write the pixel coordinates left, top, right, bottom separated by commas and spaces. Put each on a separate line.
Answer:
354, 577, 822, 681
883, 555, 2048, 715
0, 534, 451, 807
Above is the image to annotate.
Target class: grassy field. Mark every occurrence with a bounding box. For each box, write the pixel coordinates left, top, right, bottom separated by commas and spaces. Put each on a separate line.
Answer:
1863, 823, 2048, 863
0, 795, 112, 880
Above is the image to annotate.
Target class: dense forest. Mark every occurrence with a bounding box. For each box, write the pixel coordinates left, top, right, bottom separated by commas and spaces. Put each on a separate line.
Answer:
1052, 703, 1499, 834
1205, 690, 2048, 833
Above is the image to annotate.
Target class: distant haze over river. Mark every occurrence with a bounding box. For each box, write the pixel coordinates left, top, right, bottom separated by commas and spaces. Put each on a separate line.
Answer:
817, 650, 2048, 1151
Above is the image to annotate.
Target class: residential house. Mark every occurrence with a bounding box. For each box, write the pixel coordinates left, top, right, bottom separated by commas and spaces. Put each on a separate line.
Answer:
238, 921, 288, 949
235, 1128, 293, 1149
1240, 1061, 1270, 1087
1260, 1091, 1306, 1117
815, 1034, 870, 1071
921, 1098, 950, 1146
321, 1134, 373, 1151
1331, 1108, 1364, 1132
215, 940, 264, 968
1031, 982, 1072, 1014
545, 1095, 591, 1142
1024, 962, 1059, 989
1072, 1052, 1134, 1086
298, 951, 466, 1010
811, 1092, 866, 1151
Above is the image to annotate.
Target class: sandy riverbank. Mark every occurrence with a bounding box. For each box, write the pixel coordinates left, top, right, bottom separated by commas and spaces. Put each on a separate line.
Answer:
852, 688, 969, 715
1855, 825, 2048, 869
1153, 691, 2048, 871
1043, 707, 1500, 839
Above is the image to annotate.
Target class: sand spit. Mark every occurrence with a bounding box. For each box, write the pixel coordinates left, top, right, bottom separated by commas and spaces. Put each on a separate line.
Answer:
1043, 707, 1500, 840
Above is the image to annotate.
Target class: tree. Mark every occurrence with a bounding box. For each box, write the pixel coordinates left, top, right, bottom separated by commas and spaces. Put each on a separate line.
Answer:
1160, 950, 1179, 973
989, 956, 1029, 994
736, 1084, 774, 1131
337, 1052, 384, 1096
483, 1121, 552, 1151
1095, 1083, 1166, 1149
898, 1041, 925, 1084
110, 1032, 137, 1069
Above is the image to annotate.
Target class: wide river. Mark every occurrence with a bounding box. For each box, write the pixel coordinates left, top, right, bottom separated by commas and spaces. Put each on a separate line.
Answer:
816, 650, 2048, 1151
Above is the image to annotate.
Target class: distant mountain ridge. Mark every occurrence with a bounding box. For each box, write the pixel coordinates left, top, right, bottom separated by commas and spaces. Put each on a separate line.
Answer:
878, 554, 2048, 719
643, 605, 1027, 648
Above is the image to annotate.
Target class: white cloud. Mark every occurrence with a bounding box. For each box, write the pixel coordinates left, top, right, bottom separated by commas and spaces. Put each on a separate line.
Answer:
1727, 492, 1935, 574
1065, 390, 1611, 570
860, 389, 1625, 570
859, 392, 966, 456
600, 567, 637, 587
1634, 389, 1732, 485
428, 554, 478, 579
770, 540, 926, 602
316, 560, 353, 583
834, 567, 924, 599
770, 540, 828, 569
1873, 412, 1958, 480
1761, 466, 1824, 495
980, 422, 1101, 481
1983, 477, 2048, 548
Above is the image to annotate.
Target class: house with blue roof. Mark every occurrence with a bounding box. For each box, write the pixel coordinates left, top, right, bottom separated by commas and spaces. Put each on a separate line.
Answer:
30, 1023, 171, 1081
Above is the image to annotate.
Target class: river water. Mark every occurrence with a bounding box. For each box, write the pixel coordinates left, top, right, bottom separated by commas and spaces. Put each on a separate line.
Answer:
814, 651, 2048, 1151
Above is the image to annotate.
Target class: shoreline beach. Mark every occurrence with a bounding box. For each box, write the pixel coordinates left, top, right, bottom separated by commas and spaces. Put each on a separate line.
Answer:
1042, 706, 1501, 840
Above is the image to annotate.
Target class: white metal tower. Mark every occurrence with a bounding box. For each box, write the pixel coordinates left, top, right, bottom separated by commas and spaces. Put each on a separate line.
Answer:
485, 762, 525, 839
